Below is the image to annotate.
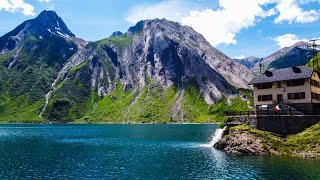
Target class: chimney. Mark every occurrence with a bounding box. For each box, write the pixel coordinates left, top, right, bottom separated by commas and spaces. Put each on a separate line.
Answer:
292, 66, 301, 73
265, 71, 273, 77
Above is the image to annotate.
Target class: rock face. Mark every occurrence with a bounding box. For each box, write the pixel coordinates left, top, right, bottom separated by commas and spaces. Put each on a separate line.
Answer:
251, 41, 316, 73
0, 12, 253, 122
214, 130, 270, 155
0, 10, 77, 53
234, 56, 261, 69
59, 19, 252, 101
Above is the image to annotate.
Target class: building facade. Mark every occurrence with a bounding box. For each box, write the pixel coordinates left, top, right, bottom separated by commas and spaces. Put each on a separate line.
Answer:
249, 66, 320, 111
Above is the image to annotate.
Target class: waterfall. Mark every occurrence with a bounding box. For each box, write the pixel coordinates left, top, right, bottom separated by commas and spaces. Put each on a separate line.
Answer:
200, 126, 227, 147
38, 74, 62, 118
38, 51, 85, 118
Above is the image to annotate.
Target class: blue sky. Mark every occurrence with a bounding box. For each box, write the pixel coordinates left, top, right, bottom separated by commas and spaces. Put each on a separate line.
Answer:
0, 0, 319, 58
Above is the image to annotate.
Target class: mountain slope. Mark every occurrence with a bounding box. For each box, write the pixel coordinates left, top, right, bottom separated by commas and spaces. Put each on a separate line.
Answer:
0, 11, 84, 122
234, 56, 261, 69
252, 42, 316, 74
0, 13, 253, 123
42, 18, 253, 123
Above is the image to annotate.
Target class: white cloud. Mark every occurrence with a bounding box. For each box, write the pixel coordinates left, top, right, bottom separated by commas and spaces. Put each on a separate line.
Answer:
181, 0, 278, 46
39, 0, 50, 2
274, 0, 320, 24
0, 0, 35, 16
273, 34, 307, 48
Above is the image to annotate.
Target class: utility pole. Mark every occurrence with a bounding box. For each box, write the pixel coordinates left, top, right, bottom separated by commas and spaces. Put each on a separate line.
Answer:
305, 43, 311, 68
259, 58, 263, 74
309, 39, 320, 70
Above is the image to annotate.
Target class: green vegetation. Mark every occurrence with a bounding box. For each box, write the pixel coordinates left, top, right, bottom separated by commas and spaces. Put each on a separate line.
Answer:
307, 52, 320, 69
0, 34, 78, 123
44, 62, 100, 122
96, 35, 133, 49
230, 124, 320, 158
81, 81, 179, 123
79, 79, 252, 124
0, 92, 43, 123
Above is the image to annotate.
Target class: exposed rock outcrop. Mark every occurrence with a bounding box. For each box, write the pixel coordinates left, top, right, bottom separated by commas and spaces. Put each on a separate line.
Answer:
214, 124, 320, 159
214, 130, 271, 155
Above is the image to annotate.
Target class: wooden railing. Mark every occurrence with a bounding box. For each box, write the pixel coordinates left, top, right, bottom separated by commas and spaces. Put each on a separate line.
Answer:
224, 110, 320, 117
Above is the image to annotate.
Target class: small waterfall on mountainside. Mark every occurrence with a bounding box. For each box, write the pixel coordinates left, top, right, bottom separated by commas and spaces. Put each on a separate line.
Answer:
39, 67, 69, 117
200, 126, 227, 147
39, 76, 61, 117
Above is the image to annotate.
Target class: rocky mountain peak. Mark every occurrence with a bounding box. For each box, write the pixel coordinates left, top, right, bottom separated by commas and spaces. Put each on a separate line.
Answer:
32, 10, 75, 37
0, 10, 76, 52
110, 31, 123, 38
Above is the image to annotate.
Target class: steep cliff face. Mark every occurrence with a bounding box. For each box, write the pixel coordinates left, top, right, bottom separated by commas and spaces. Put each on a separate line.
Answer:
44, 19, 253, 122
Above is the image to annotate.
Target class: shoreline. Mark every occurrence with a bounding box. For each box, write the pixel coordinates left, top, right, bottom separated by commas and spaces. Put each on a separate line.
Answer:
0, 121, 220, 125
215, 124, 320, 159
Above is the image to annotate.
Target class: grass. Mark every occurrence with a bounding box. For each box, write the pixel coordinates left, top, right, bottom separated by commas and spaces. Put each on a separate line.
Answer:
95, 35, 133, 49
80, 78, 252, 123
44, 62, 100, 122
127, 81, 176, 123
230, 124, 320, 158
0, 92, 44, 123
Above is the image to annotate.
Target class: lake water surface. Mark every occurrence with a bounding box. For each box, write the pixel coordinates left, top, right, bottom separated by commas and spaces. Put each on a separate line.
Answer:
0, 124, 319, 179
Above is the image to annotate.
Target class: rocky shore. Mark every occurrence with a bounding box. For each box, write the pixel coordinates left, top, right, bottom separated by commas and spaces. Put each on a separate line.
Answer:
214, 130, 271, 155
214, 124, 320, 159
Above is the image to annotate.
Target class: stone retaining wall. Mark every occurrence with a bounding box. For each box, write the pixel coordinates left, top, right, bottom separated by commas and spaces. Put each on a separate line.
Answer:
228, 115, 320, 135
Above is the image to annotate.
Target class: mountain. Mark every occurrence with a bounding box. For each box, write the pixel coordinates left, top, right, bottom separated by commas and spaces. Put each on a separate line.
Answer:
234, 56, 261, 69
0, 10, 84, 121
251, 41, 316, 74
110, 31, 123, 38
0, 12, 253, 123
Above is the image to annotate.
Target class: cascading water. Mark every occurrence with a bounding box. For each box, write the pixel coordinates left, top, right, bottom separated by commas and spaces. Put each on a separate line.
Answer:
200, 126, 227, 147
38, 51, 84, 118
38, 74, 62, 118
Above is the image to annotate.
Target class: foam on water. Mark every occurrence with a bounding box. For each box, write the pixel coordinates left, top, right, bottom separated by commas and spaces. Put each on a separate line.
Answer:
200, 126, 227, 148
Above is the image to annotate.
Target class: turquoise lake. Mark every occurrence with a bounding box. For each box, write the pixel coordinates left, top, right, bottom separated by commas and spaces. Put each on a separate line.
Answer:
0, 124, 319, 179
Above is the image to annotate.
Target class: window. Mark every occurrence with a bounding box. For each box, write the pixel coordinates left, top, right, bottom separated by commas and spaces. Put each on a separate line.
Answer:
288, 92, 305, 100
258, 95, 273, 101
287, 79, 305, 87
277, 81, 282, 88
256, 83, 273, 89
312, 92, 320, 101
311, 79, 320, 88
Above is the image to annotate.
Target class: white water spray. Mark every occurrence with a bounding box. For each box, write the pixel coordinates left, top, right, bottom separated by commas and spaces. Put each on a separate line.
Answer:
200, 126, 227, 148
